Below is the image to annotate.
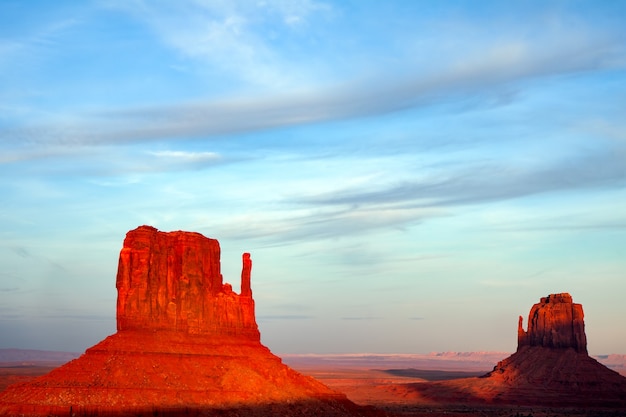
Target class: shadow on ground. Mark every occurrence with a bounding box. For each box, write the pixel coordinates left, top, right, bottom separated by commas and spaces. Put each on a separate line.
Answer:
382, 368, 486, 381
1, 399, 385, 417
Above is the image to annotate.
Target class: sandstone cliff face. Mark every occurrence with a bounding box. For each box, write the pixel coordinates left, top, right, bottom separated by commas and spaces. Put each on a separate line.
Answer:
517, 292, 587, 353
116, 226, 258, 340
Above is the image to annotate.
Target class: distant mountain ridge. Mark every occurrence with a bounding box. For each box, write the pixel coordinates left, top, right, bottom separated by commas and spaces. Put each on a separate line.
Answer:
0, 349, 80, 365
3, 349, 625, 375
283, 351, 626, 376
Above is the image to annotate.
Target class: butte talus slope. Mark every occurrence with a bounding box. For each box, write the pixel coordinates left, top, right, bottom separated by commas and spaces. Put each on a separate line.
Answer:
406, 293, 626, 407
0, 226, 379, 417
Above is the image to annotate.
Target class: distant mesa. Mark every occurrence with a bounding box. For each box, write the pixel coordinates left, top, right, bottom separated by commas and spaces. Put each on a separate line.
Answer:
0, 226, 378, 417
401, 292, 626, 407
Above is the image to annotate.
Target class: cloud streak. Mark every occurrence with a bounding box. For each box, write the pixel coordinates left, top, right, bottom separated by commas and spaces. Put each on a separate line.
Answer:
211, 204, 444, 245
102, 0, 332, 89
205, 144, 626, 243
257, 315, 314, 321
1, 30, 623, 159
341, 316, 383, 321
299, 147, 626, 210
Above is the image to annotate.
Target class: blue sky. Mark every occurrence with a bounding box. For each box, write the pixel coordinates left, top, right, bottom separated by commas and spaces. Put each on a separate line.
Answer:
1, 0, 625, 355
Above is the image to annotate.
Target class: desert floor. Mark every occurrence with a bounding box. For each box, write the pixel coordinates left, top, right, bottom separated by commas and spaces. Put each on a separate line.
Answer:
1, 361, 625, 417
291, 365, 625, 417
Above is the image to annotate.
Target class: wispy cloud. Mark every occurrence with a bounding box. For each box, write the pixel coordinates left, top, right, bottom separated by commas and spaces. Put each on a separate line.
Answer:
257, 314, 313, 321
1, 146, 228, 176
1, 29, 622, 158
102, 0, 331, 89
212, 204, 444, 245
38, 313, 112, 321
341, 316, 383, 321
201, 143, 626, 243
479, 279, 534, 288
147, 150, 219, 161
11, 246, 30, 258
299, 147, 626, 209
144, 150, 223, 170
489, 219, 626, 233
0, 18, 79, 71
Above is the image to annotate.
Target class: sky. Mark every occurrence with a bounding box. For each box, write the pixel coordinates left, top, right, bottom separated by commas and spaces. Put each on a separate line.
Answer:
1, 0, 625, 355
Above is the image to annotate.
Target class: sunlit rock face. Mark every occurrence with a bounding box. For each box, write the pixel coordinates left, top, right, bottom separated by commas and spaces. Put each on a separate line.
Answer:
517, 292, 587, 353
0, 226, 375, 417
116, 226, 259, 339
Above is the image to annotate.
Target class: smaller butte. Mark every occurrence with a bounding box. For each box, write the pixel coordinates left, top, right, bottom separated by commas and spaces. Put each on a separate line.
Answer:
397, 293, 626, 407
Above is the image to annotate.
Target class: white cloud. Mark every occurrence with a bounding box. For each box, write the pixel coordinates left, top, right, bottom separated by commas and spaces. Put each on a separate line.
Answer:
147, 150, 221, 163
4, 28, 621, 154
104, 0, 331, 89
0, 18, 79, 70
208, 204, 444, 244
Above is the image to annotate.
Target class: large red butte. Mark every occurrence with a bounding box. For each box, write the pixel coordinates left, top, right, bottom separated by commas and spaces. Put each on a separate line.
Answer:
0, 226, 375, 417
116, 226, 258, 339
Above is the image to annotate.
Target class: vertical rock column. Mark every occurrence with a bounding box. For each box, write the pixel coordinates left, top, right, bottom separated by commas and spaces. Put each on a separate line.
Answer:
241, 252, 252, 297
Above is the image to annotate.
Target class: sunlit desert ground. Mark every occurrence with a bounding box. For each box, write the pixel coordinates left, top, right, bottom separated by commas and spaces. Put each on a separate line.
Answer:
282, 353, 626, 417
2, 351, 625, 417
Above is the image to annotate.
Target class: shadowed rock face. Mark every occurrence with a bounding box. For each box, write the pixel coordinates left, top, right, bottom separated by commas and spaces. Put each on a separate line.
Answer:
517, 292, 587, 353
0, 226, 377, 417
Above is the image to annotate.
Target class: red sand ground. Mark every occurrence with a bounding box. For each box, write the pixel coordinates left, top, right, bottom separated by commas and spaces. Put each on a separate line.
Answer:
283, 353, 626, 417
4, 353, 625, 417
0, 332, 381, 416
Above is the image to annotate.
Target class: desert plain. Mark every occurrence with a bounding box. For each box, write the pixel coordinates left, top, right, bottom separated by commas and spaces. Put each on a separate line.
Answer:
2, 350, 625, 417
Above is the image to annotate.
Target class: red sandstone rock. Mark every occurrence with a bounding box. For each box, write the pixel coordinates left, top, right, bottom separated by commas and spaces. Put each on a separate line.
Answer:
0, 226, 378, 417
241, 252, 252, 297
406, 293, 626, 407
116, 226, 258, 339
517, 292, 587, 353
485, 293, 626, 406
